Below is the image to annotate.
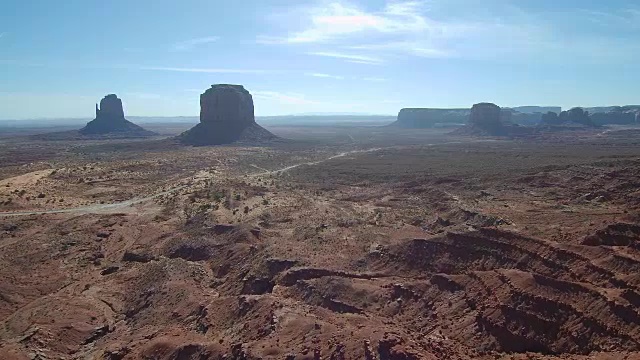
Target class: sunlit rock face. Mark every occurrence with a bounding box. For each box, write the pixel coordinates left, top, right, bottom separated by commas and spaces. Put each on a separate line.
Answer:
79, 94, 154, 136
179, 84, 275, 146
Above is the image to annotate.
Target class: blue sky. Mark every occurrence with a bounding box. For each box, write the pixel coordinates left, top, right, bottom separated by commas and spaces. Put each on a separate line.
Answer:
1, 0, 639, 119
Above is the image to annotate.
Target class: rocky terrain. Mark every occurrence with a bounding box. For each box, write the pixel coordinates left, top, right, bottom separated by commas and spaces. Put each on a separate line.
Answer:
179, 85, 276, 146
2, 123, 640, 359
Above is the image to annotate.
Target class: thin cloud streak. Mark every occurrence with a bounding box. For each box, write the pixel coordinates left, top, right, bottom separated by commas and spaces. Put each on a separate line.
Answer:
307, 51, 384, 65
171, 36, 220, 51
307, 72, 344, 79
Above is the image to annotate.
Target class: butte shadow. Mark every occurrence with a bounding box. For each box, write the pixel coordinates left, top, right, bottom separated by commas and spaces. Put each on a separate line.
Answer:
178, 84, 277, 146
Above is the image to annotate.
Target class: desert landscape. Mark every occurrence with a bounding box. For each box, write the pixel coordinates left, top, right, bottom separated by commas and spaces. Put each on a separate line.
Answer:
3, 1, 640, 357
2, 84, 640, 359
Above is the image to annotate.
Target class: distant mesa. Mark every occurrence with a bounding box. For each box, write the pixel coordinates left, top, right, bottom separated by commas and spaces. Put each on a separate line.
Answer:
178, 84, 276, 146
389, 106, 561, 129
453, 102, 533, 136
588, 106, 640, 126
79, 94, 155, 137
390, 108, 469, 128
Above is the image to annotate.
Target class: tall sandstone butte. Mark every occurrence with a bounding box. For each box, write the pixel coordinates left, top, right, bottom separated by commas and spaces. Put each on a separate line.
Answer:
80, 94, 154, 136
179, 84, 275, 145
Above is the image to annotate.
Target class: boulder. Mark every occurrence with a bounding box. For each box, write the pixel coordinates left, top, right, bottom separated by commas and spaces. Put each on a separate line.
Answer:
179, 84, 276, 145
79, 94, 154, 136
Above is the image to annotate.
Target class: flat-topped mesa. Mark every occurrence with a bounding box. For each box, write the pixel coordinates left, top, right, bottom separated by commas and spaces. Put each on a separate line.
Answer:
79, 94, 154, 136
179, 84, 275, 146
391, 108, 470, 128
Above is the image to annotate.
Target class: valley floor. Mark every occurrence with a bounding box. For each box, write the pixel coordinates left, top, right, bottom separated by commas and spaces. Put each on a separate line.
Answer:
2, 125, 640, 359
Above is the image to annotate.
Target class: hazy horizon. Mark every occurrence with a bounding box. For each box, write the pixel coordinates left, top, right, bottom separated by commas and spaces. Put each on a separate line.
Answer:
2, 0, 640, 119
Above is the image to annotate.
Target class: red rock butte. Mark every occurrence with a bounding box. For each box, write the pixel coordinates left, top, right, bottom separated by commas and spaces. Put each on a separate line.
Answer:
179, 84, 276, 146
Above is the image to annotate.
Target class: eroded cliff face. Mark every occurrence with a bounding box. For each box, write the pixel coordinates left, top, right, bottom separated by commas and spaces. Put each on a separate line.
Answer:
179, 85, 275, 146
79, 94, 154, 137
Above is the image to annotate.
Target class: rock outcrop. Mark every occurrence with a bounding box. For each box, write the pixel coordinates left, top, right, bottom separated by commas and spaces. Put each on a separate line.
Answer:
179, 85, 276, 146
79, 94, 154, 136
589, 106, 640, 125
540, 107, 597, 128
558, 107, 594, 126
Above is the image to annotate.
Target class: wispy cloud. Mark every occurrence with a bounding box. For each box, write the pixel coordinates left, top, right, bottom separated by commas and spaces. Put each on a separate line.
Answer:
257, 1, 469, 63
139, 66, 274, 74
260, 1, 640, 64
171, 36, 220, 51
253, 91, 321, 105
264, 1, 429, 44
0, 32, 5, 39
307, 51, 384, 65
306, 72, 344, 79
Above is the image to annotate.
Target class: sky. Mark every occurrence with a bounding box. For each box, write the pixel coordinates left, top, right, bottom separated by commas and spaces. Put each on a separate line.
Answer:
1, 0, 640, 119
